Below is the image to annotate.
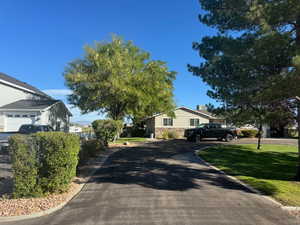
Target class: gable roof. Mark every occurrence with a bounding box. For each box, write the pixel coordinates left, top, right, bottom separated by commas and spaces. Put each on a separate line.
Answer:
147, 106, 217, 119
0, 99, 72, 116
0, 99, 59, 110
0, 72, 51, 98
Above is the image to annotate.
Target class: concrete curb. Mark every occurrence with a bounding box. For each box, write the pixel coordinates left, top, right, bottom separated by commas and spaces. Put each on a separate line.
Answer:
195, 147, 300, 212
0, 148, 120, 222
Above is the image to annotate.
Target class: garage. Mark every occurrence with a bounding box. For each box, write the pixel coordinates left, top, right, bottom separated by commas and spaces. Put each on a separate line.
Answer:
5, 113, 35, 132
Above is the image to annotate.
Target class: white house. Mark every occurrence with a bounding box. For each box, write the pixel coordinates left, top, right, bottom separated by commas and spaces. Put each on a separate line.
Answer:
0, 72, 72, 132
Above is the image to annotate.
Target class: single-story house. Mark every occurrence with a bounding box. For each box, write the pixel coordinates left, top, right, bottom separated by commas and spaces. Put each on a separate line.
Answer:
0, 72, 72, 132
145, 106, 225, 138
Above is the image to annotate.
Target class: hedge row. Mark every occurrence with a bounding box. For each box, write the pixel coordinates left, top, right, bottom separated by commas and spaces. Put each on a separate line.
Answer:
9, 132, 80, 198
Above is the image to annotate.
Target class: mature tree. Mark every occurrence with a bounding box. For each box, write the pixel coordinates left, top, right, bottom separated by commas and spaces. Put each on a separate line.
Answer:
191, 0, 300, 178
65, 36, 176, 122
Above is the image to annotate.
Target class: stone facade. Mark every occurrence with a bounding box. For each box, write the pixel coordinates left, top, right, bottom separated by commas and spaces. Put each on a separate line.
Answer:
155, 128, 186, 138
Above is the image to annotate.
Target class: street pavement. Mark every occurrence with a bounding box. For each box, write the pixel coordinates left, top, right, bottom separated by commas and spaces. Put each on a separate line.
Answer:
0, 140, 299, 225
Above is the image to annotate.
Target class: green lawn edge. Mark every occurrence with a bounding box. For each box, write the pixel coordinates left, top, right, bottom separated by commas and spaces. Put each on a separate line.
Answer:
198, 144, 300, 206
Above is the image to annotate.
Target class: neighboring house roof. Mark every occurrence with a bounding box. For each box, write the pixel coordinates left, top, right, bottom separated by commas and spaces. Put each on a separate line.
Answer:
0, 99, 59, 110
0, 72, 51, 98
0, 100, 72, 116
146, 106, 217, 120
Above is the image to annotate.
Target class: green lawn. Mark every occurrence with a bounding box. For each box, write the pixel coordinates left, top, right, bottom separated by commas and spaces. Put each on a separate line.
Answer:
114, 137, 148, 144
198, 144, 300, 206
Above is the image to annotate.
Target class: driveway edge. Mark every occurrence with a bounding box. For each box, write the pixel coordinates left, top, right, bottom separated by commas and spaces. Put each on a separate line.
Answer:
195, 147, 300, 213
0, 148, 120, 222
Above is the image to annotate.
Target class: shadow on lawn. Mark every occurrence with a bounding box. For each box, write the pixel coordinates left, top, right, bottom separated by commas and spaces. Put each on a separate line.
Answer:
85, 140, 255, 193
200, 144, 299, 195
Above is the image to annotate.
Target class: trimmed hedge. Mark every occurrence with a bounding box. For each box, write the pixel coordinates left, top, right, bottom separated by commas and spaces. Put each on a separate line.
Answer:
9, 132, 80, 198
240, 129, 259, 138
9, 135, 40, 197
78, 139, 103, 165
92, 119, 123, 146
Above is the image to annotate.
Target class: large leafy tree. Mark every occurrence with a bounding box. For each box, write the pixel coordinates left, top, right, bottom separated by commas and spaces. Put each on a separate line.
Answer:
190, 0, 300, 178
65, 36, 176, 121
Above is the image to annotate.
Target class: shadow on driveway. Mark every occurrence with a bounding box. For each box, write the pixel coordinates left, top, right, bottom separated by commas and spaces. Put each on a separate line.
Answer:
87, 140, 254, 193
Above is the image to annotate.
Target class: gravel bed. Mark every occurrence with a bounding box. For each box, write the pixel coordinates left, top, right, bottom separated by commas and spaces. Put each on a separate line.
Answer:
0, 178, 82, 217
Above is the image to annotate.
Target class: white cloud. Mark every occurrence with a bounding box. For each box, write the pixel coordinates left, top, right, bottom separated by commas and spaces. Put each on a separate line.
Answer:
43, 89, 73, 96
43, 89, 105, 123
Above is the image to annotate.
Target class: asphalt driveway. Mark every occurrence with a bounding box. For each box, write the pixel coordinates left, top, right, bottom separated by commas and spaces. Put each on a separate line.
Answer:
0, 140, 299, 225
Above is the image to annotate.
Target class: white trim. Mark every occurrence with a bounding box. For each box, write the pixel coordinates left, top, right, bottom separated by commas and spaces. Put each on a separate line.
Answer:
0, 79, 40, 96
147, 106, 216, 119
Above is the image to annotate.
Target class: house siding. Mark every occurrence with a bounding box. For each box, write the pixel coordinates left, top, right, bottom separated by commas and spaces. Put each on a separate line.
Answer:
150, 108, 210, 138
0, 83, 34, 107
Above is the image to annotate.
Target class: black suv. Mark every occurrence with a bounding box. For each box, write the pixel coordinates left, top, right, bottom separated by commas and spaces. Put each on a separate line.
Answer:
184, 123, 237, 142
19, 124, 54, 134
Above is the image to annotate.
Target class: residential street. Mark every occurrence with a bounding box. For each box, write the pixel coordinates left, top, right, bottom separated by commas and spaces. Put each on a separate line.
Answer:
1, 140, 299, 225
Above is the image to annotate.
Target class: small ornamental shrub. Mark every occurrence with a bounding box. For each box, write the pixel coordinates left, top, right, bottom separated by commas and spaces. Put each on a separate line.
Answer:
92, 120, 123, 146
161, 130, 169, 140
9, 135, 41, 198
160, 130, 179, 140
167, 130, 179, 139
240, 129, 258, 138
10, 132, 80, 198
78, 139, 103, 165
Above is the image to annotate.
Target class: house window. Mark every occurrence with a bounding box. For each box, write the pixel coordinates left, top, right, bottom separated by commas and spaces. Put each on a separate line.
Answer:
30, 115, 35, 118
190, 118, 200, 126
7, 114, 13, 118
14, 115, 20, 118
163, 118, 173, 126
22, 115, 28, 118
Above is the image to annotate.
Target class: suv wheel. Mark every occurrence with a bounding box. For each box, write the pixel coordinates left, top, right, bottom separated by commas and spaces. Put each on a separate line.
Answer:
225, 134, 234, 142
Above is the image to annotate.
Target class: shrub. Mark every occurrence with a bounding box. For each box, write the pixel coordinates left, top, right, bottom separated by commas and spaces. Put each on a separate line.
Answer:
78, 139, 103, 165
10, 132, 80, 197
167, 130, 179, 139
9, 135, 40, 198
160, 130, 179, 140
161, 130, 169, 140
35, 132, 80, 193
92, 120, 123, 146
240, 129, 258, 138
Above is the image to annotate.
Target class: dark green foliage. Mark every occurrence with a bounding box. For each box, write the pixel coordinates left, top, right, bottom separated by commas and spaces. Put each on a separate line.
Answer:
35, 132, 80, 193
9, 135, 40, 198
92, 119, 123, 146
78, 139, 103, 165
240, 129, 259, 138
9, 132, 80, 198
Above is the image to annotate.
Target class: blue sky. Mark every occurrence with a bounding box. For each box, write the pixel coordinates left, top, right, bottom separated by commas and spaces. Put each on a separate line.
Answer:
0, 0, 217, 122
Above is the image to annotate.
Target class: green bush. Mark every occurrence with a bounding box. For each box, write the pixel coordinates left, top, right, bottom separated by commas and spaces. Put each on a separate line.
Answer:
167, 130, 179, 139
9, 135, 40, 198
10, 132, 80, 198
78, 139, 103, 165
240, 129, 258, 138
161, 130, 168, 139
35, 132, 80, 193
160, 130, 179, 140
92, 119, 123, 146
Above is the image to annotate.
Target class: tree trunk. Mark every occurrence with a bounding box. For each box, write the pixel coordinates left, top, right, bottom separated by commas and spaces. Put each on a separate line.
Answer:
257, 122, 263, 150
